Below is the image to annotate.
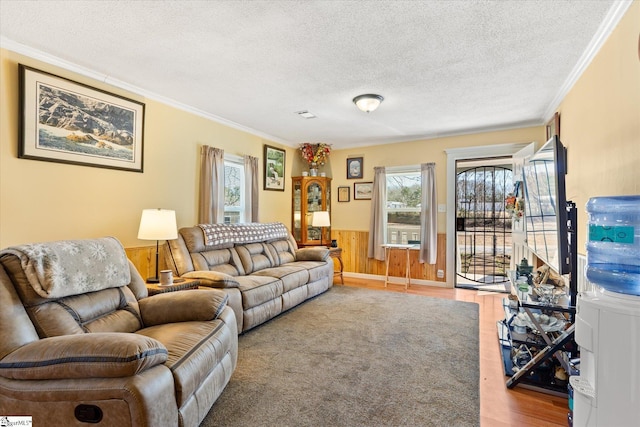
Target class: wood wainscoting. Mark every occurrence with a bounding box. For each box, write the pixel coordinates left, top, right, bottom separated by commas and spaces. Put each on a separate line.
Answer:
126, 231, 448, 284
125, 245, 170, 281
331, 230, 447, 284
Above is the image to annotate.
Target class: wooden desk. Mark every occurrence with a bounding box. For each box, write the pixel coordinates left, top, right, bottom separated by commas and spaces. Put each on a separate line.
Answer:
381, 244, 419, 290
328, 247, 344, 285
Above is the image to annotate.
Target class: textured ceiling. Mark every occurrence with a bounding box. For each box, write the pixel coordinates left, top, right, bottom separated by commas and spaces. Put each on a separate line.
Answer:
0, 0, 628, 149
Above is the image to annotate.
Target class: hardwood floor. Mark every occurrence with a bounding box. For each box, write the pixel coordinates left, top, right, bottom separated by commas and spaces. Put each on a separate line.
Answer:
339, 277, 569, 427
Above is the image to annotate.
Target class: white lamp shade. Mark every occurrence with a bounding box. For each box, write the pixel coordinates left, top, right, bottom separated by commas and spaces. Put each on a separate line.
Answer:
353, 94, 384, 113
311, 211, 331, 227
137, 209, 178, 240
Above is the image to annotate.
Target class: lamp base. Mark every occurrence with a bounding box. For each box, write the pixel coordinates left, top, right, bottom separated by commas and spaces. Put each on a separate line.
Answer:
146, 277, 160, 283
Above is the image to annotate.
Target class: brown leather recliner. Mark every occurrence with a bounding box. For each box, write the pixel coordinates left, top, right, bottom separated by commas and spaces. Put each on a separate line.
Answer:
0, 237, 238, 427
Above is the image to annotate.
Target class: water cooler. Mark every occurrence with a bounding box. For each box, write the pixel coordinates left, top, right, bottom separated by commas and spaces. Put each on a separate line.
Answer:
570, 196, 640, 427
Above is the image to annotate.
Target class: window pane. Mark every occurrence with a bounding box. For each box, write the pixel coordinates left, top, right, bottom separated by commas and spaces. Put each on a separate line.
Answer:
224, 161, 244, 224
386, 171, 421, 244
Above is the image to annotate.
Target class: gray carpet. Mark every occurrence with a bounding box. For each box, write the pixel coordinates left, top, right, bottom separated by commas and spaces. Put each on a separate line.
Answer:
202, 286, 480, 427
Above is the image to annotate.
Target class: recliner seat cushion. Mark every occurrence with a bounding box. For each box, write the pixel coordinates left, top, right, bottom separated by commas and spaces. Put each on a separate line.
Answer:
251, 265, 309, 292
136, 309, 236, 407
234, 275, 284, 309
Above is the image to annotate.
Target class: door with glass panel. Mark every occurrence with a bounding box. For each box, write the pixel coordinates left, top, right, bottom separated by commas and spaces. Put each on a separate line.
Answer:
455, 162, 513, 290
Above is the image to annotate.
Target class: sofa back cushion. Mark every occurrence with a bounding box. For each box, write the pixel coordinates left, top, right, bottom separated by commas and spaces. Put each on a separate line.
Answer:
266, 238, 298, 265
235, 243, 276, 274
0, 238, 144, 338
191, 247, 245, 276
0, 237, 130, 299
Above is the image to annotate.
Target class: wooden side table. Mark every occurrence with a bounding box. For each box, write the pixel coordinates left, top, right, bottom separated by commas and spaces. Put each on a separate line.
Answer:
146, 278, 200, 296
328, 247, 344, 285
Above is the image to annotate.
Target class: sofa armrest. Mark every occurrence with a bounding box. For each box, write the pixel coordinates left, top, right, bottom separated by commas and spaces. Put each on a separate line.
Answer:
181, 270, 240, 288
295, 247, 330, 261
138, 289, 229, 326
0, 333, 167, 380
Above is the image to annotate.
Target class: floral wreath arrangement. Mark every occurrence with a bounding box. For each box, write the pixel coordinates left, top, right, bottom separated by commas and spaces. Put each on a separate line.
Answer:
505, 193, 525, 221
299, 143, 331, 167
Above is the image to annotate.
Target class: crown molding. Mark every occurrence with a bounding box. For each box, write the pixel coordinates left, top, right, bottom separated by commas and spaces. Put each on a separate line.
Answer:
0, 37, 291, 147
542, 0, 634, 121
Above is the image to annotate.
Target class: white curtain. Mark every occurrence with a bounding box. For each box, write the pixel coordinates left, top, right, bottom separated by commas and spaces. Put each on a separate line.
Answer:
198, 145, 225, 224
244, 155, 259, 222
367, 166, 387, 261
420, 162, 437, 264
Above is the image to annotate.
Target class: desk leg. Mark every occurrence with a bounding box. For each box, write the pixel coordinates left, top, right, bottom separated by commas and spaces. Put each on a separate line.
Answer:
405, 248, 411, 290
335, 255, 344, 285
384, 247, 391, 288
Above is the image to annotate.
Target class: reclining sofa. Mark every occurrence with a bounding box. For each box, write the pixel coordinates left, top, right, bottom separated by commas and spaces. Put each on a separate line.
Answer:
166, 222, 334, 333
0, 237, 237, 427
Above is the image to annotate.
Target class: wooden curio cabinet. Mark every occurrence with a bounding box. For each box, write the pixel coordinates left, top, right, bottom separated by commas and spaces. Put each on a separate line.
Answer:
292, 176, 331, 247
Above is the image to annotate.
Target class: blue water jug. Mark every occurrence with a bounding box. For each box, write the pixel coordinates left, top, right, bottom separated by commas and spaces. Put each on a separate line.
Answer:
586, 195, 640, 296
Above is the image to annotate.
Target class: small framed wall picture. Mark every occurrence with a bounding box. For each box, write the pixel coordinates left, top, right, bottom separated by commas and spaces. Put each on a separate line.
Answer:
354, 182, 373, 200
546, 112, 560, 140
346, 157, 363, 179
338, 186, 350, 202
263, 144, 285, 191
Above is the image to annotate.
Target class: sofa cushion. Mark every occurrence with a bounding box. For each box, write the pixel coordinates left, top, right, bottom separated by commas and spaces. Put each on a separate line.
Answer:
191, 248, 245, 276
235, 275, 284, 309
0, 333, 167, 380
265, 239, 297, 265
0, 237, 130, 299
138, 289, 229, 326
252, 265, 309, 293
235, 243, 274, 274
136, 310, 237, 407
182, 270, 240, 288
24, 287, 143, 337
295, 247, 330, 262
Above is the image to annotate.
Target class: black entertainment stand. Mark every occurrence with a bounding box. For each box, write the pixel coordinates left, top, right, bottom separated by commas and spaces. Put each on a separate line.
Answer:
497, 201, 579, 396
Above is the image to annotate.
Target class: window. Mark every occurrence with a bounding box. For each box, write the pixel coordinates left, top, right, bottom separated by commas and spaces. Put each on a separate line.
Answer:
386, 168, 421, 244
224, 156, 245, 224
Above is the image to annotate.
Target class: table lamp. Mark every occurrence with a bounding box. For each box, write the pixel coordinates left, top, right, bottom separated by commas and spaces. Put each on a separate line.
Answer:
311, 211, 331, 247
137, 208, 178, 283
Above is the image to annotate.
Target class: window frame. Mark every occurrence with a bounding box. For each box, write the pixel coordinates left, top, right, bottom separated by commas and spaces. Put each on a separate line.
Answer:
385, 166, 422, 244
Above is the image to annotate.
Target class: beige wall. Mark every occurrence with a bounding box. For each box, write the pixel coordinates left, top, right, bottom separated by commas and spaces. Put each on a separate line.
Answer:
559, 0, 640, 253
328, 127, 544, 234
0, 49, 293, 248
1, 1, 638, 260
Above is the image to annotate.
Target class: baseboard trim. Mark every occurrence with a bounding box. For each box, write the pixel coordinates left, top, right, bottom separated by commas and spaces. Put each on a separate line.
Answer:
343, 272, 452, 288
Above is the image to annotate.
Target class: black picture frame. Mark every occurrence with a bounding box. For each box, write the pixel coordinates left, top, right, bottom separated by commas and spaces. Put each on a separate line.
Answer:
337, 186, 350, 202
263, 144, 286, 191
19, 65, 145, 172
346, 157, 363, 179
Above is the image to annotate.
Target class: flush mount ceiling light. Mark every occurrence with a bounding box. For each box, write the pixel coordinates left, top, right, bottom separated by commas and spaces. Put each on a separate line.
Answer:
352, 94, 384, 113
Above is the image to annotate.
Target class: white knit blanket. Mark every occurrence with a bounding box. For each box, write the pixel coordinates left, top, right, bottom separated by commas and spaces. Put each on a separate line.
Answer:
1, 237, 131, 299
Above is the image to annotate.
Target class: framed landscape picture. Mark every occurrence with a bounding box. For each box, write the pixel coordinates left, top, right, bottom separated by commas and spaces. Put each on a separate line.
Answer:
354, 182, 373, 200
263, 144, 285, 191
19, 65, 145, 172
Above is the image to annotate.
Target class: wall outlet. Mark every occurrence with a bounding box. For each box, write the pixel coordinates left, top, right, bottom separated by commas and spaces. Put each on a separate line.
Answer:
436, 269, 445, 278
